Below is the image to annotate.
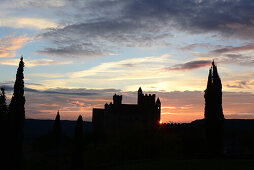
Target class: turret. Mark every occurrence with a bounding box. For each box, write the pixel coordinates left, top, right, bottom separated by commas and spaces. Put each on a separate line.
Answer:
138, 87, 142, 93
156, 97, 161, 105
138, 87, 143, 104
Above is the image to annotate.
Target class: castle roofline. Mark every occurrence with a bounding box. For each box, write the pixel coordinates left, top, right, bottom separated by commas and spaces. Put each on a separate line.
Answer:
156, 97, 161, 104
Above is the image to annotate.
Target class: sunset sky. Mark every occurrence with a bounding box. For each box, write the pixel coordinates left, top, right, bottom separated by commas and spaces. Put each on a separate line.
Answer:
0, 0, 254, 122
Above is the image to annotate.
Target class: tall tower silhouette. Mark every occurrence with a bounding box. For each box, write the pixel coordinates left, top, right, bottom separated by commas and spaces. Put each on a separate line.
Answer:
138, 87, 143, 105
204, 61, 224, 155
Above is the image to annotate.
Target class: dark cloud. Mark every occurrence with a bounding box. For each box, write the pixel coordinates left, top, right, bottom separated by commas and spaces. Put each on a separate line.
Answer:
0, 85, 97, 96
210, 53, 254, 66
37, 43, 109, 58
38, 0, 254, 58
212, 44, 254, 53
167, 60, 211, 71
121, 63, 136, 68
180, 43, 217, 51
0, 83, 120, 96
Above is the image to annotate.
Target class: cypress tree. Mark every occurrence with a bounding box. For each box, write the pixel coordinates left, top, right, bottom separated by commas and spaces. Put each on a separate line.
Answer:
53, 110, 62, 135
7, 57, 26, 170
52, 110, 62, 159
72, 115, 84, 170
204, 60, 224, 155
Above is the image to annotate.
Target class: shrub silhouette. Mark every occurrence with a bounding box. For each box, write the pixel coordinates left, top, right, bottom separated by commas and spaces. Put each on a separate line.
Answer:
0, 88, 8, 121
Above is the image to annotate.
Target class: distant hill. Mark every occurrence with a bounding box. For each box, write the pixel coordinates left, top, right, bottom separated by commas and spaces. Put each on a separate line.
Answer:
24, 118, 254, 145
24, 119, 93, 145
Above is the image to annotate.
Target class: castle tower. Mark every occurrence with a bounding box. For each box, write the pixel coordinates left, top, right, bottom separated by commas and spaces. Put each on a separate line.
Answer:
156, 97, 161, 107
138, 87, 143, 105
113, 94, 122, 105
155, 97, 161, 124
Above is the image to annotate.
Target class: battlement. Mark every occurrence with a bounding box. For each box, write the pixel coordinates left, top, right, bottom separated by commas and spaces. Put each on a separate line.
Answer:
113, 94, 122, 105
138, 87, 156, 105
139, 94, 155, 105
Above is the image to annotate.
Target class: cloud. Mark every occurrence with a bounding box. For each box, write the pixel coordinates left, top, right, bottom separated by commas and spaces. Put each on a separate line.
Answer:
0, 58, 72, 67
167, 60, 211, 71
0, 83, 119, 96
40, 19, 170, 58
0, 34, 33, 58
226, 80, 254, 89
180, 43, 218, 51
0, 0, 66, 9
34, 0, 254, 58
71, 54, 171, 78
27, 73, 67, 78
37, 43, 109, 58
0, 17, 57, 30
212, 44, 254, 53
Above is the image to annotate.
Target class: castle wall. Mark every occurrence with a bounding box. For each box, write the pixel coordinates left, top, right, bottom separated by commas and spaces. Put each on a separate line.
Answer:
92, 108, 104, 130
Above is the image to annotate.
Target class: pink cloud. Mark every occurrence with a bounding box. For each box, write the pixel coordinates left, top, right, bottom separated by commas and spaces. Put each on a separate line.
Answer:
0, 34, 33, 58
167, 60, 211, 71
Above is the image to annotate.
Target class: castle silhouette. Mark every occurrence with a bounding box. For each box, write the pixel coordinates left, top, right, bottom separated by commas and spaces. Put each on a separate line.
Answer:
92, 87, 161, 129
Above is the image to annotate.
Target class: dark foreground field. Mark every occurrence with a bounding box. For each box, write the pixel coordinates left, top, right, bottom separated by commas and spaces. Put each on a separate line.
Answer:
103, 158, 254, 170
21, 119, 254, 170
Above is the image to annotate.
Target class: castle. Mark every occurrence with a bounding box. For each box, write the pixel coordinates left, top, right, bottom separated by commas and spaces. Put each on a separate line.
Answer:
92, 87, 161, 129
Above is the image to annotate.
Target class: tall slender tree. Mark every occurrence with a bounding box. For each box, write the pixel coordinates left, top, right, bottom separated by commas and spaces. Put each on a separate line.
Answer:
0, 88, 8, 168
72, 115, 84, 170
52, 110, 62, 158
53, 110, 62, 135
204, 60, 224, 155
7, 57, 26, 170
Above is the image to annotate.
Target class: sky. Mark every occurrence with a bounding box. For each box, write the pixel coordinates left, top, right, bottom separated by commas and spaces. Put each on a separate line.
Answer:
0, 0, 254, 122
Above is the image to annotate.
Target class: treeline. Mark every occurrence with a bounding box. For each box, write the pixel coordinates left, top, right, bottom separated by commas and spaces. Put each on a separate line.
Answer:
0, 57, 25, 170
0, 58, 84, 170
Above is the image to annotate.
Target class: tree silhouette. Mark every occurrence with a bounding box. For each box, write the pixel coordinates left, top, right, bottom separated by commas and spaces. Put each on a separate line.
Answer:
72, 115, 84, 170
52, 110, 62, 154
0, 88, 8, 121
0, 88, 9, 168
53, 110, 62, 135
7, 57, 26, 170
204, 60, 224, 155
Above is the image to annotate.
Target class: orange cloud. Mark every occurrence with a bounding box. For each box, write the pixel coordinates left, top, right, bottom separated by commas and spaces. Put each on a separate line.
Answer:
0, 34, 33, 58
0, 59, 72, 67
